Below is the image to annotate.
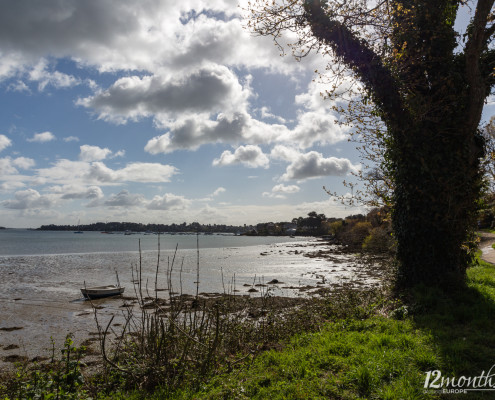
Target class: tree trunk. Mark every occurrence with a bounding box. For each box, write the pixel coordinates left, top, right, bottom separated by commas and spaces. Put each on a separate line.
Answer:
391, 119, 484, 288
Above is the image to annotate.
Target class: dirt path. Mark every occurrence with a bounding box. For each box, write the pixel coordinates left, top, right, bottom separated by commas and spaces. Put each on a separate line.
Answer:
478, 232, 495, 265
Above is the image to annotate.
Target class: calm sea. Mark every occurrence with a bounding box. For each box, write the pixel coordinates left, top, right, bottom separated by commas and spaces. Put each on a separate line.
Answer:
0, 229, 301, 256
0, 229, 344, 297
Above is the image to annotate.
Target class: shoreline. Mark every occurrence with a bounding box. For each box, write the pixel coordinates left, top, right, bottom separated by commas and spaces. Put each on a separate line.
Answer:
0, 239, 384, 371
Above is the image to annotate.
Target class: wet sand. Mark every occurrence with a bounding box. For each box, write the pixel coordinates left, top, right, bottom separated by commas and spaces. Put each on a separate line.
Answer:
0, 240, 383, 370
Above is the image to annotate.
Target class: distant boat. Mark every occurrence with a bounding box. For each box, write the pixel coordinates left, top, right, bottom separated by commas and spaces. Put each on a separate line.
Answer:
74, 218, 83, 234
81, 285, 124, 299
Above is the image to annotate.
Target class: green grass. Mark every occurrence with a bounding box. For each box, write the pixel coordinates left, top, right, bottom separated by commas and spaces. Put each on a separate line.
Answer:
152, 258, 495, 400
179, 317, 439, 399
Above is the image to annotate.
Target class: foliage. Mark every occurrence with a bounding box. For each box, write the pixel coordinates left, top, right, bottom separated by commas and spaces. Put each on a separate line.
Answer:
340, 221, 373, 248
1, 335, 88, 400
326, 207, 393, 252
362, 227, 395, 254
38, 221, 250, 234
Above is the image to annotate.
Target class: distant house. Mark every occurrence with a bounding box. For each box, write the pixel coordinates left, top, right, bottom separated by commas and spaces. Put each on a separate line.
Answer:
286, 227, 297, 235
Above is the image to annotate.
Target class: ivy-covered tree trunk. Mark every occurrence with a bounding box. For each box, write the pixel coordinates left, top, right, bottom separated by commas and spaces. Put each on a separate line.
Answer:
391, 121, 484, 286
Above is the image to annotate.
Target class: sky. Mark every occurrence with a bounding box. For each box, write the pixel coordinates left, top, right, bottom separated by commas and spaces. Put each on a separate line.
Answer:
0, 0, 488, 228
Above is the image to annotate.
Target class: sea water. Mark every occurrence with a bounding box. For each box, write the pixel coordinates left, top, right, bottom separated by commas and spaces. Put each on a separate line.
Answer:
0, 230, 379, 364
0, 230, 356, 298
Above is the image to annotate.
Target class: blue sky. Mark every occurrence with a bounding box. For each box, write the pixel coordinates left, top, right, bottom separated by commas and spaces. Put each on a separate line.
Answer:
0, 0, 488, 228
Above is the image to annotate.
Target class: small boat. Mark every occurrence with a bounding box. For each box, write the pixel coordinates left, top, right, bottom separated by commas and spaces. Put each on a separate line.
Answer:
81, 285, 125, 299
74, 218, 84, 233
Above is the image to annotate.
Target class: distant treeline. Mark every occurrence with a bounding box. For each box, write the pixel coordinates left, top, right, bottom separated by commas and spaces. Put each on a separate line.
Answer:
37, 221, 252, 234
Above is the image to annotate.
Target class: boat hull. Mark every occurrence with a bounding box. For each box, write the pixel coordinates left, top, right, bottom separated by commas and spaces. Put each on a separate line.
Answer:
81, 285, 125, 299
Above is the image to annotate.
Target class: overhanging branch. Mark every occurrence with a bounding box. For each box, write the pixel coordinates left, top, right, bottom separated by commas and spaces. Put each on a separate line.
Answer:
303, 0, 407, 127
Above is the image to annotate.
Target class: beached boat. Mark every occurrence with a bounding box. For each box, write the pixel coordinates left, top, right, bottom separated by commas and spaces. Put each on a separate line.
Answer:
81, 285, 124, 299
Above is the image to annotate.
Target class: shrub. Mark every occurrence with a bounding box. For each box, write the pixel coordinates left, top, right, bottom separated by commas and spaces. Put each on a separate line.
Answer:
341, 221, 373, 248
362, 227, 395, 254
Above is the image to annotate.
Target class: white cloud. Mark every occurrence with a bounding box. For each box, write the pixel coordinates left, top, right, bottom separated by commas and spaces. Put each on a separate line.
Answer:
0, 181, 26, 191
77, 65, 250, 125
196, 187, 227, 202
0, 156, 35, 176
280, 151, 360, 181
0, 135, 12, 151
212, 187, 226, 196
259, 106, 286, 123
12, 156, 35, 169
289, 111, 347, 148
36, 160, 178, 185
104, 190, 144, 207
191, 204, 226, 221
79, 144, 112, 161
85, 161, 178, 184
270, 145, 301, 162
262, 191, 286, 199
28, 58, 80, 91
147, 193, 191, 210
0, 158, 18, 175
144, 112, 263, 154
27, 131, 56, 143
272, 184, 300, 194
7, 80, 30, 93
262, 183, 300, 199
63, 136, 79, 142
212, 145, 269, 168
60, 185, 104, 200
1, 188, 55, 209
111, 150, 125, 158
0, 1, 304, 82
115, 162, 177, 183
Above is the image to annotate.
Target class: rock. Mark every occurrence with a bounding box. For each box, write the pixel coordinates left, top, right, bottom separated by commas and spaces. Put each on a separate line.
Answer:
0, 326, 23, 332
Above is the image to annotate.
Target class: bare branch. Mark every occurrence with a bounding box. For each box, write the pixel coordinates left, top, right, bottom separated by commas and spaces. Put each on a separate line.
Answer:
464, 0, 495, 131
302, 0, 407, 127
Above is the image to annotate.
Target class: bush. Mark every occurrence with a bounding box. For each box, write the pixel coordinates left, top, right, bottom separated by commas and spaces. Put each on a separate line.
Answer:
2, 335, 87, 400
341, 221, 373, 248
362, 227, 395, 254
329, 220, 344, 236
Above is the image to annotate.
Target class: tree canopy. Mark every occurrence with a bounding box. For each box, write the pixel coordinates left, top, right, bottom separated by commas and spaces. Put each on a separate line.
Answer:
247, 0, 495, 288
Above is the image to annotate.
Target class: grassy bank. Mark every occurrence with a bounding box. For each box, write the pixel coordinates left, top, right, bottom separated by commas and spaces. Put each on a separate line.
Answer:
3, 256, 495, 399
162, 317, 438, 399
119, 258, 495, 399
